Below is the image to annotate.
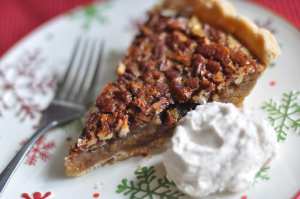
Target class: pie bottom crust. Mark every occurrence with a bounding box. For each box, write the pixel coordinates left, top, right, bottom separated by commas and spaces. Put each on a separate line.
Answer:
65, 124, 174, 176
65, 76, 259, 176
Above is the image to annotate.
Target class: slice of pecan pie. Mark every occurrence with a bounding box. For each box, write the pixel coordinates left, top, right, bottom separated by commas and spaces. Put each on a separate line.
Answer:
65, 0, 280, 176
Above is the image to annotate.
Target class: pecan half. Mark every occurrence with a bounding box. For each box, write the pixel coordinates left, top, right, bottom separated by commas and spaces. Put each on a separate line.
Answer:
206, 61, 222, 73
185, 78, 199, 90
170, 80, 191, 102
114, 90, 132, 105
96, 96, 116, 113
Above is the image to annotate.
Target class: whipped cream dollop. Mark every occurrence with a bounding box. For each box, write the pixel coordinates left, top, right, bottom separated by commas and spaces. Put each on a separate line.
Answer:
163, 102, 278, 197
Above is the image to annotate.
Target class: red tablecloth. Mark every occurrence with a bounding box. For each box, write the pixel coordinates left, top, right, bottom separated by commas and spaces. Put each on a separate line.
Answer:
0, 0, 299, 58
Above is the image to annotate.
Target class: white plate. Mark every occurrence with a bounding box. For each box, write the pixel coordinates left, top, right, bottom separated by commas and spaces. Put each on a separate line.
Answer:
0, 0, 300, 198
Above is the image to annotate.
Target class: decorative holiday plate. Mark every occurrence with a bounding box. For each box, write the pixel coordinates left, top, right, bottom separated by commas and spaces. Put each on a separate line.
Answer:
0, 0, 300, 198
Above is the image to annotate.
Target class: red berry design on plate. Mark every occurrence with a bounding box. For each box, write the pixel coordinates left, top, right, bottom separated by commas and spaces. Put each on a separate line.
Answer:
270, 81, 275, 86
21, 192, 51, 199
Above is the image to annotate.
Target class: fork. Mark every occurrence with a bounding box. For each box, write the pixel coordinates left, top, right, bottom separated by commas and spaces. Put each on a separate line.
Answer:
0, 37, 104, 197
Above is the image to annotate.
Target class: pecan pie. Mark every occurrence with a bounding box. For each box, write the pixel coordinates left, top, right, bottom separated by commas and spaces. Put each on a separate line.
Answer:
65, 0, 280, 176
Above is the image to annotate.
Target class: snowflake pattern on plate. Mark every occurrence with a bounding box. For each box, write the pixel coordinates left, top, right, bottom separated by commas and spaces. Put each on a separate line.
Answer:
68, 2, 113, 30
117, 166, 185, 199
0, 49, 55, 121
262, 91, 300, 141
257, 91, 300, 187
253, 167, 270, 185
254, 18, 276, 34
20, 135, 56, 166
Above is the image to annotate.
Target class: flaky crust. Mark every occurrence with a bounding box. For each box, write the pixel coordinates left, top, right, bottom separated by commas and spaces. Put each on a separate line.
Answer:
161, 0, 281, 65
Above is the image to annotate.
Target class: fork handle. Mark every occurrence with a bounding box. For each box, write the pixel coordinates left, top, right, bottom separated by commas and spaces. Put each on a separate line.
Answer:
0, 122, 56, 197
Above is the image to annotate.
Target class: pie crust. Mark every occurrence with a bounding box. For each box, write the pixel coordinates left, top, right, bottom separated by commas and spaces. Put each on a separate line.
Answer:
160, 0, 281, 65
65, 0, 281, 176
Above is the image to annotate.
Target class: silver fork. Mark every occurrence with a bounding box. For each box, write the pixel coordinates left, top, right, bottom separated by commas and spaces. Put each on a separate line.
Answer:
0, 37, 104, 197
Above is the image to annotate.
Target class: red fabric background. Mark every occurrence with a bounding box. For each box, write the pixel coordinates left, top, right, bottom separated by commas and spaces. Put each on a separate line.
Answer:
0, 0, 93, 58
250, 0, 300, 29
0, 0, 299, 58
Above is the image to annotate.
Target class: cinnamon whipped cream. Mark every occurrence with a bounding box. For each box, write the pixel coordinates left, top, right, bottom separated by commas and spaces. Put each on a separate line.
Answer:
163, 102, 278, 197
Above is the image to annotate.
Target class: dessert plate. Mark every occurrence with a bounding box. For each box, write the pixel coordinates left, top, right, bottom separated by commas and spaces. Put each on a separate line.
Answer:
0, 0, 299, 198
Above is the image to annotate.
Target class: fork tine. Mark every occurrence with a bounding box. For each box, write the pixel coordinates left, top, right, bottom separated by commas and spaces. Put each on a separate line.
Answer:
56, 37, 87, 100
67, 38, 95, 101
76, 39, 105, 105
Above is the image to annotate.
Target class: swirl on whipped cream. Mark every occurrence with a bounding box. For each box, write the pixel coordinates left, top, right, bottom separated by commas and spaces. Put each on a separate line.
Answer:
163, 102, 278, 197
